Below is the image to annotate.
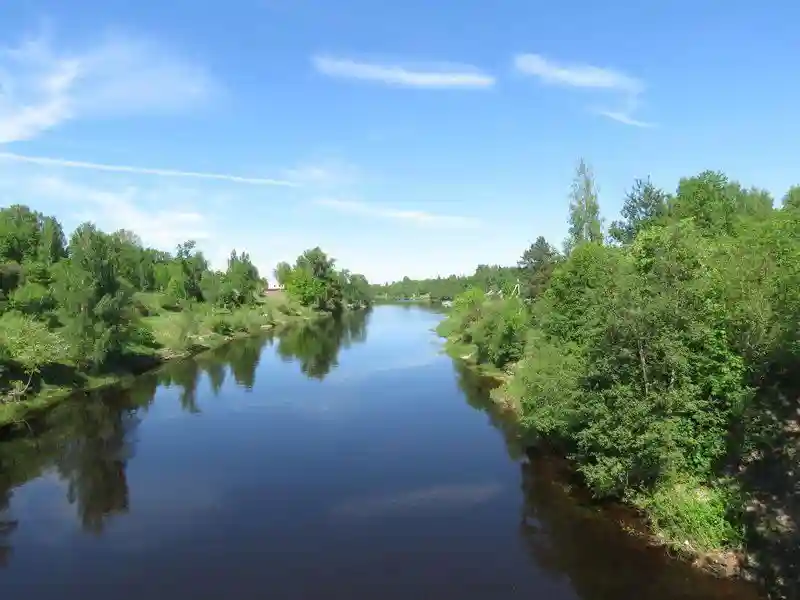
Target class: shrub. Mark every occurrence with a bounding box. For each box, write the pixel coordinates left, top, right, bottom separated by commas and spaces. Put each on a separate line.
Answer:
636, 475, 744, 553
0, 312, 69, 399
467, 297, 528, 368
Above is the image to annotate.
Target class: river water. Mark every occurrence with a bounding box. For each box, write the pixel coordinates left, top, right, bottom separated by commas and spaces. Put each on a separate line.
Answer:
0, 305, 763, 599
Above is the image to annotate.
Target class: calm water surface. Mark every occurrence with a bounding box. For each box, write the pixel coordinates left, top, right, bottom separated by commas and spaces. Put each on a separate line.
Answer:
0, 305, 763, 599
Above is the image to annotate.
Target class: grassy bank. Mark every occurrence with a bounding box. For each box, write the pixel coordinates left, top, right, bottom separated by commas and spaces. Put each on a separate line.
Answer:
0, 292, 316, 429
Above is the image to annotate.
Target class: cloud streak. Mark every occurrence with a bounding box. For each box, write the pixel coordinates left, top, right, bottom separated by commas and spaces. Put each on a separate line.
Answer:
514, 53, 653, 127
514, 53, 642, 93
315, 198, 479, 228
312, 55, 495, 89
0, 152, 296, 186
0, 30, 217, 143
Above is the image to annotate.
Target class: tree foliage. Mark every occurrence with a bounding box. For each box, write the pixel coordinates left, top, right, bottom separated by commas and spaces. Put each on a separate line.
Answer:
436, 164, 800, 559
281, 247, 372, 311
372, 264, 519, 303
565, 159, 603, 253
0, 204, 365, 403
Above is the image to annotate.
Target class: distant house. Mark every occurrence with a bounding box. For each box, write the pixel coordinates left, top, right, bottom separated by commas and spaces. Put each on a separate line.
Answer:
264, 280, 286, 296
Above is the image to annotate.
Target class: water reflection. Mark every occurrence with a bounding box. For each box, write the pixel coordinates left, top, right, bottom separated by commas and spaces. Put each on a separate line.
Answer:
0, 489, 16, 567
0, 311, 370, 564
330, 483, 503, 519
55, 400, 139, 533
273, 308, 369, 379
0, 388, 143, 549
453, 360, 525, 461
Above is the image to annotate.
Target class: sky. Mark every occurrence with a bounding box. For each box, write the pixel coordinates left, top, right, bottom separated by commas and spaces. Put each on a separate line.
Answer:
1, 1, 798, 284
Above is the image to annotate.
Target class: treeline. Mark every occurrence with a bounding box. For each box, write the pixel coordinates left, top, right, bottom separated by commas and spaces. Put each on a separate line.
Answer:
0, 204, 368, 416
274, 248, 372, 311
438, 161, 800, 580
371, 264, 518, 302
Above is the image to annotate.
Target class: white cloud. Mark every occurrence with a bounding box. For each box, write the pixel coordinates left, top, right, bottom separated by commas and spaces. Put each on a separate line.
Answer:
312, 55, 495, 89
0, 152, 296, 186
514, 53, 642, 93
514, 53, 653, 127
596, 110, 655, 128
315, 198, 480, 228
0, 30, 217, 143
25, 175, 211, 249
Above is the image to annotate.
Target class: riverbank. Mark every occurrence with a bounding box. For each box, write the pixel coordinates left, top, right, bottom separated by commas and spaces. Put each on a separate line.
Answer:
0, 293, 319, 430
440, 335, 753, 576
444, 335, 800, 599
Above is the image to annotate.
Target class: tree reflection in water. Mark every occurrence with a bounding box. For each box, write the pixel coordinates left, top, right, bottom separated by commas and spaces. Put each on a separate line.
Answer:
0, 382, 154, 555
0, 489, 17, 567
273, 309, 370, 380
0, 309, 372, 565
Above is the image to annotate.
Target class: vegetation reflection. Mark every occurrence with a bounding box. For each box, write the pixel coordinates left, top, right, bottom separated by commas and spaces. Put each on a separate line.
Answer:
272, 309, 369, 380
0, 310, 369, 564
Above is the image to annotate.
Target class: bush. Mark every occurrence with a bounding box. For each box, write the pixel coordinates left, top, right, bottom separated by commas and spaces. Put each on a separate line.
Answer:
207, 313, 234, 336
467, 297, 528, 368
9, 282, 56, 315
0, 312, 69, 399
636, 475, 744, 553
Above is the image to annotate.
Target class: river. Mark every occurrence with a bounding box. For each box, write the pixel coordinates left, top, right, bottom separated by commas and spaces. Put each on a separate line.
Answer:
0, 305, 763, 599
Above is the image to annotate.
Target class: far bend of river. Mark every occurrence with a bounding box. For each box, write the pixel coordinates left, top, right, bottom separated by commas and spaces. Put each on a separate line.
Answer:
0, 305, 763, 599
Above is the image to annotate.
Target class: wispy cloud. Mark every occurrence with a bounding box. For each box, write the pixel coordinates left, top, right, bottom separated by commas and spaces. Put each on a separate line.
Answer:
596, 110, 655, 128
315, 198, 479, 228
312, 55, 495, 89
26, 175, 211, 249
0, 30, 217, 143
0, 152, 295, 186
514, 53, 642, 93
284, 158, 361, 188
514, 53, 653, 127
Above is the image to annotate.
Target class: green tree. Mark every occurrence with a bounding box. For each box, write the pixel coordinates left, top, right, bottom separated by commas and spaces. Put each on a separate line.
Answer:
782, 185, 800, 210
274, 261, 293, 287
565, 159, 603, 254
609, 178, 670, 245
54, 224, 136, 369
0, 313, 68, 399
518, 236, 559, 300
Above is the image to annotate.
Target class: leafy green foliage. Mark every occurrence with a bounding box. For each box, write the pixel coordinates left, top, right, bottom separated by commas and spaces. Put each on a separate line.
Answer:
517, 237, 561, 300
565, 158, 603, 253
373, 264, 519, 302
0, 204, 363, 408
0, 312, 69, 399
609, 178, 670, 245
434, 164, 800, 556
281, 247, 372, 312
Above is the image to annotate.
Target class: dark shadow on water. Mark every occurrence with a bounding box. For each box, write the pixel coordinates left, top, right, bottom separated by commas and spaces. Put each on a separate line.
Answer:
452, 360, 766, 600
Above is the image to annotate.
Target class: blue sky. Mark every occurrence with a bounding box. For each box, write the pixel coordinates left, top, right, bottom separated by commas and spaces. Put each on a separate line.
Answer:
1, 1, 798, 283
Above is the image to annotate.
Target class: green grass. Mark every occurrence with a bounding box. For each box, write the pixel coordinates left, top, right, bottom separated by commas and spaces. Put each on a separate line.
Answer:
633, 475, 744, 556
